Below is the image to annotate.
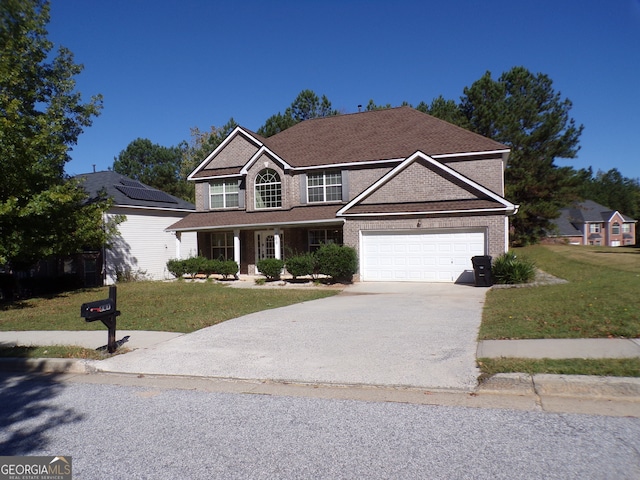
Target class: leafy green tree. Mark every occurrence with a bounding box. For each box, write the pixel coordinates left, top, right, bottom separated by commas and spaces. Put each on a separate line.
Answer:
289, 89, 336, 122
113, 138, 192, 202
180, 118, 238, 180
364, 99, 393, 111
0, 0, 108, 268
580, 168, 640, 219
460, 67, 584, 245
257, 89, 338, 137
416, 96, 470, 129
256, 112, 296, 138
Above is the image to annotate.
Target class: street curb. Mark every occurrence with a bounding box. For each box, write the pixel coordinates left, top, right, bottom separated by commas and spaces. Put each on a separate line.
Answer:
478, 373, 640, 399
0, 357, 96, 375
533, 374, 640, 398
1, 359, 639, 402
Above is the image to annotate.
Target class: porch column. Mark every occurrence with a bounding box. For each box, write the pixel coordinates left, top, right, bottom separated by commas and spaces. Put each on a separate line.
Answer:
274, 228, 281, 260
175, 232, 182, 259
233, 229, 241, 274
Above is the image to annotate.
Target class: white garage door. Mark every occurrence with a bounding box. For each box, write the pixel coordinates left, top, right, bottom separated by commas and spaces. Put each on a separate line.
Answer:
361, 230, 486, 282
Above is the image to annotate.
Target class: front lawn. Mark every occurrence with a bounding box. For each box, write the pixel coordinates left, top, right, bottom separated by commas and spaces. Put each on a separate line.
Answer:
0, 281, 339, 333
479, 244, 640, 340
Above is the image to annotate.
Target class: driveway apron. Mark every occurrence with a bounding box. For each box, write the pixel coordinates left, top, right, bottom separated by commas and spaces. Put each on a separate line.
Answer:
97, 283, 487, 391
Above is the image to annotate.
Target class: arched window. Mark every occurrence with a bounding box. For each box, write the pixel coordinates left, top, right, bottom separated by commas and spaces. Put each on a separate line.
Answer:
612, 222, 620, 235
255, 168, 281, 209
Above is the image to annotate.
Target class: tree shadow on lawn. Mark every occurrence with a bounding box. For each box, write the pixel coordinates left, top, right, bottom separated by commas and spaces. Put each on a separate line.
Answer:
0, 362, 84, 455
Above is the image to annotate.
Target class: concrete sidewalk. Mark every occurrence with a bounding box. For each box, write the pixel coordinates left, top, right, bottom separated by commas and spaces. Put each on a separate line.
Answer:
478, 338, 640, 359
2, 331, 638, 360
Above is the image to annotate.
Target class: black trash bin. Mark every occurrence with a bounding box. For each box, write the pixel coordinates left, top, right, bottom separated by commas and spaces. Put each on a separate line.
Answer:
471, 255, 493, 287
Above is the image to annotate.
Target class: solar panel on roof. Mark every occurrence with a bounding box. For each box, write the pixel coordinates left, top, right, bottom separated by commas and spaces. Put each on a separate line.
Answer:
119, 178, 146, 188
114, 185, 178, 204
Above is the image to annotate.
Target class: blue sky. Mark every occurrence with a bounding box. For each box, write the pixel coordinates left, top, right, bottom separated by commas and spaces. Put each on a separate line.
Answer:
47, 0, 640, 180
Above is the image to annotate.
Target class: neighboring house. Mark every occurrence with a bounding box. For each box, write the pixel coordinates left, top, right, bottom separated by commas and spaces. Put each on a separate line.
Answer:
77, 171, 197, 284
549, 200, 637, 247
167, 107, 518, 283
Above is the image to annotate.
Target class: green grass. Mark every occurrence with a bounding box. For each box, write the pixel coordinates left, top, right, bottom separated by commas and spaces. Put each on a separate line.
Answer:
0, 345, 109, 360
478, 357, 640, 378
0, 281, 339, 333
479, 245, 640, 340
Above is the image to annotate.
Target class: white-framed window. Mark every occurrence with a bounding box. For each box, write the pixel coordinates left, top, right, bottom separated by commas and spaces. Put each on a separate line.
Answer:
211, 232, 234, 260
612, 222, 620, 235
255, 169, 281, 209
623, 224, 631, 233
308, 229, 343, 252
210, 180, 239, 209
589, 223, 601, 234
307, 171, 342, 203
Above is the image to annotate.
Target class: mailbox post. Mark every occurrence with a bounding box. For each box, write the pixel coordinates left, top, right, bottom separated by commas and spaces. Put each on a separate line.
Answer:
80, 285, 121, 353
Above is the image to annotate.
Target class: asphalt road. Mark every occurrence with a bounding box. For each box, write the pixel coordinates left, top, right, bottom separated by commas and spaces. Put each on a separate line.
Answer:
1, 373, 639, 479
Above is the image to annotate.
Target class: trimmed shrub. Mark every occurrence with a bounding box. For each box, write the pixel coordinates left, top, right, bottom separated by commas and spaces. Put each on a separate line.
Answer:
257, 258, 285, 281
491, 252, 536, 284
218, 260, 239, 279
184, 256, 208, 279
315, 243, 358, 282
166, 259, 187, 279
285, 253, 316, 279
202, 259, 222, 278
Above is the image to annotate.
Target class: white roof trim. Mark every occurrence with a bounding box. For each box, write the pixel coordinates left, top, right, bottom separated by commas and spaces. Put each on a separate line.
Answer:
340, 207, 514, 218
190, 173, 243, 181
295, 158, 404, 171
337, 150, 517, 216
187, 127, 264, 181
286, 150, 510, 172
431, 149, 510, 159
112, 204, 195, 213
167, 217, 345, 232
240, 145, 292, 174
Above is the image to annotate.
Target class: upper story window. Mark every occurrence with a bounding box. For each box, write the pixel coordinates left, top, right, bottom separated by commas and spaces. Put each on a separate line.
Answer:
612, 222, 620, 235
623, 224, 631, 233
307, 171, 342, 202
255, 168, 281, 209
210, 180, 239, 209
589, 223, 601, 234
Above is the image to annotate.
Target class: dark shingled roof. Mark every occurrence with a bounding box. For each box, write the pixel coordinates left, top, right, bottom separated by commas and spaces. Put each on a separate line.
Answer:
75, 171, 195, 211
260, 106, 508, 168
552, 199, 637, 236
168, 204, 343, 231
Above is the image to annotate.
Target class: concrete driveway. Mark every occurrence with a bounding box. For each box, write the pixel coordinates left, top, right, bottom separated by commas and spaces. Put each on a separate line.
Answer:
98, 282, 487, 391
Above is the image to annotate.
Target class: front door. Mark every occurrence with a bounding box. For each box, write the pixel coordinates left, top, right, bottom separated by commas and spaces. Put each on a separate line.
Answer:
254, 230, 283, 272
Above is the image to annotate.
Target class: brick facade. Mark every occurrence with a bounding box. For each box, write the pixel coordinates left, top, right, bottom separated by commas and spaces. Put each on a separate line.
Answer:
170, 109, 517, 281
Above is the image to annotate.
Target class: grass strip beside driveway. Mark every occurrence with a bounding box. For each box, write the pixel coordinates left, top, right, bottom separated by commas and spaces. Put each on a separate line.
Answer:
0, 281, 339, 333
480, 245, 640, 340
478, 357, 640, 378
0, 345, 109, 360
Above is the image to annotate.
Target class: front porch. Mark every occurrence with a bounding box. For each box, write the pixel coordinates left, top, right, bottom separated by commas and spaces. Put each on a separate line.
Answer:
195, 225, 344, 275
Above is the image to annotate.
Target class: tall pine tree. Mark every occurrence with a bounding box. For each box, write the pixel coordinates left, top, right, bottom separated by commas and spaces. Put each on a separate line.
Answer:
460, 67, 584, 245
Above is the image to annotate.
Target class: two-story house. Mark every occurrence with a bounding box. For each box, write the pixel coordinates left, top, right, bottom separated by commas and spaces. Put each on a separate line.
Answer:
549, 200, 637, 246
167, 107, 518, 282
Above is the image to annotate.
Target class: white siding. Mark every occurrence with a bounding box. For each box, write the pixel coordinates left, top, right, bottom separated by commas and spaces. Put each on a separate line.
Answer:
105, 208, 197, 284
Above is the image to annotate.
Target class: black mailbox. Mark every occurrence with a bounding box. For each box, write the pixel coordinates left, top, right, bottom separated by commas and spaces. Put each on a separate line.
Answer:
81, 298, 117, 322
80, 286, 121, 353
